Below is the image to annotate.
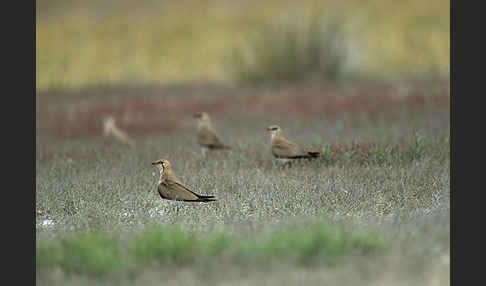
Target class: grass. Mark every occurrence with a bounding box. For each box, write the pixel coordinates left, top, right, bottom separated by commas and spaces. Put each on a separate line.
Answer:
228, 14, 352, 84
36, 0, 450, 91
36, 82, 449, 285
37, 222, 387, 277
49, 233, 121, 277
132, 225, 198, 264
239, 221, 386, 264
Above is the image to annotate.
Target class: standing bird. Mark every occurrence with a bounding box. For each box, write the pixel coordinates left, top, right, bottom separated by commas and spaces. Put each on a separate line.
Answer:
102, 116, 135, 147
151, 159, 216, 202
267, 125, 320, 165
194, 112, 230, 151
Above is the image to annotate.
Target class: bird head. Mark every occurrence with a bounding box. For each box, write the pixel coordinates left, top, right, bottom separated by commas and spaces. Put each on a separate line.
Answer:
152, 159, 171, 172
194, 112, 211, 128
102, 116, 116, 135
267, 125, 281, 139
103, 116, 115, 125
194, 112, 210, 121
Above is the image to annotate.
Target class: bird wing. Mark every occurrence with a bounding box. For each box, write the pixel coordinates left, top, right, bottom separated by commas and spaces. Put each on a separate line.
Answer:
272, 138, 307, 158
110, 127, 135, 146
159, 179, 216, 202
198, 127, 225, 148
159, 180, 199, 201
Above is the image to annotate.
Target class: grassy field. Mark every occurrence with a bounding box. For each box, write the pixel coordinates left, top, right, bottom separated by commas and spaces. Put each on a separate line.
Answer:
36, 1, 450, 284
36, 0, 450, 91
36, 80, 450, 285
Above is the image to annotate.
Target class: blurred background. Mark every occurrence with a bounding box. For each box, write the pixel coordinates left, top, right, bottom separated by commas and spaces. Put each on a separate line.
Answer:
36, 0, 450, 140
37, 0, 449, 90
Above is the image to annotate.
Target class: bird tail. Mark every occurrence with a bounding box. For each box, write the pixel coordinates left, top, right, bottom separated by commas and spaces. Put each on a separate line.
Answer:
215, 144, 231, 150
187, 194, 216, 202
308, 151, 320, 158
197, 194, 215, 199
184, 197, 217, 203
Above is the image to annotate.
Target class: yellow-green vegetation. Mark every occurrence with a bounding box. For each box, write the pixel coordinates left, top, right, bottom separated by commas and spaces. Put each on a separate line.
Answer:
37, 233, 122, 277
36, 223, 387, 277
36, 0, 449, 91
237, 222, 386, 264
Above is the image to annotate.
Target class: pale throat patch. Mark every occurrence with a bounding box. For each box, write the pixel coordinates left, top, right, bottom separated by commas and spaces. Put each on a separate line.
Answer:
270, 131, 277, 140
158, 166, 165, 183
196, 119, 204, 130
103, 121, 113, 136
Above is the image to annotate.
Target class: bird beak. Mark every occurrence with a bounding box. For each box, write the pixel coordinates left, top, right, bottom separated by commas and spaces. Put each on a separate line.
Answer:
151, 162, 157, 166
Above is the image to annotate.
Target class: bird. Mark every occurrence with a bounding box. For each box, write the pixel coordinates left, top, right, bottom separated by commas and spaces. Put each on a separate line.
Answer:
193, 112, 230, 151
267, 125, 320, 165
102, 116, 135, 147
151, 159, 216, 202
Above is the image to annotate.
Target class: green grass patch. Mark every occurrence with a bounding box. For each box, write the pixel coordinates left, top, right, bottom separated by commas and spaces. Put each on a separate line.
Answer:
37, 222, 386, 277
37, 233, 122, 277
36, 240, 63, 269
60, 233, 122, 276
132, 225, 196, 264
239, 222, 386, 264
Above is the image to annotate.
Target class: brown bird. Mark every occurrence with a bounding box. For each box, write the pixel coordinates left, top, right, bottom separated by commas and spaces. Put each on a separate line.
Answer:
152, 159, 216, 202
194, 112, 230, 150
102, 116, 135, 147
267, 125, 320, 164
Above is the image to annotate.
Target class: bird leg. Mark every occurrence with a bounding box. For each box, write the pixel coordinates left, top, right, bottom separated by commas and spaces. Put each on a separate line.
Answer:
201, 147, 208, 158
174, 203, 181, 217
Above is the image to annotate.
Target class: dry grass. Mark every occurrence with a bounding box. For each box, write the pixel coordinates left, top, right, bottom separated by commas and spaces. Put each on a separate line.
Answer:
36, 81, 449, 285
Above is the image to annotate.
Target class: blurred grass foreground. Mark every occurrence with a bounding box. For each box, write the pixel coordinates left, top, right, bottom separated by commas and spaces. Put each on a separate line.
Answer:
37, 222, 386, 277
36, 0, 450, 91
